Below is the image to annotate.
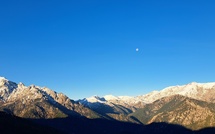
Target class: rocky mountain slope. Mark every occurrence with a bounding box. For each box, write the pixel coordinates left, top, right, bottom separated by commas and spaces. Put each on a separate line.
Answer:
136, 82, 215, 103
78, 95, 145, 122
2, 76, 215, 131
2, 108, 215, 134
0, 77, 100, 119
79, 82, 215, 130
130, 95, 215, 130
80, 82, 215, 107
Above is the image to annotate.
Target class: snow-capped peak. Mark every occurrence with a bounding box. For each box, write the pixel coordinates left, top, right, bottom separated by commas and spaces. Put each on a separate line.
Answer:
86, 95, 106, 103
137, 82, 215, 104
18, 82, 26, 88
195, 82, 215, 89
0, 77, 7, 82
103, 95, 118, 100
162, 82, 215, 92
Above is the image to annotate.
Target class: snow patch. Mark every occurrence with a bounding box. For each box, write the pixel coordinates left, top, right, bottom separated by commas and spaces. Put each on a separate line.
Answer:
0, 77, 7, 81
104, 95, 118, 100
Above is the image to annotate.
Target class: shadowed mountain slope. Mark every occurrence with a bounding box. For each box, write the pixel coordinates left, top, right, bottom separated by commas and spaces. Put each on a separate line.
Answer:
0, 111, 63, 134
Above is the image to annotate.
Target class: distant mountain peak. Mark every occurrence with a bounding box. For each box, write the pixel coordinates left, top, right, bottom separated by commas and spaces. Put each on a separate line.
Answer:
0, 76, 7, 80
103, 95, 118, 100
137, 82, 215, 104
85, 95, 106, 103
0, 77, 8, 83
163, 82, 215, 91
189, 81, 198, 84
18, 82, 25, 88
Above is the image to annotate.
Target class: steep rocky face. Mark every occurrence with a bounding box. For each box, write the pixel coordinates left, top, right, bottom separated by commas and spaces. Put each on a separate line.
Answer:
130, 95, 215, 130
0, 77, 100, 119
0, 77, 18, 100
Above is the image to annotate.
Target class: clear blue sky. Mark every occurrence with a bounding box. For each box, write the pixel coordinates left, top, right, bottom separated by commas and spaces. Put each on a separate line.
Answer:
0, 0, 215, 100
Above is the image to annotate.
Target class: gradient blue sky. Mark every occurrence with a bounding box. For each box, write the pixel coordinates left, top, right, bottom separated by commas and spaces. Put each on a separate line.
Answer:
1, 0, 215, 100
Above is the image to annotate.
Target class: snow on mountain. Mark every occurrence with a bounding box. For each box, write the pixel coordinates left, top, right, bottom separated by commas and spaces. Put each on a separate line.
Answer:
103, 95, 119, 100
87, 96, 106, 103
0, 77, 7, 81
80, 82, 215, 110
103, 95, 137, 103
137, 82, 215, 103
0, 77, 18, 100
0, 77, 64, 104
2, 75, 215, 116
0, 76, 101, 119
79, 94, 145, 112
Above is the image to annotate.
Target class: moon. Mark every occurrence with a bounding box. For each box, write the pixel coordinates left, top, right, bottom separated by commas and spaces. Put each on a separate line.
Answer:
136, 48, 139, 52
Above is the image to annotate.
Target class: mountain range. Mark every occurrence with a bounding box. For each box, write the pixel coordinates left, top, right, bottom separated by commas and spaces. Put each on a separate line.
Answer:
78, 81, 215, 129
0, 76, 100, 119
1, 76, 215, 133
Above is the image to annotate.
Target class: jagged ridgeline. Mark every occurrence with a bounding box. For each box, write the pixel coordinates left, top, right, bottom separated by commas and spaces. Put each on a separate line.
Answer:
78, 81, 215, 130
0, 77, 100, 119
1, 76, 215, 131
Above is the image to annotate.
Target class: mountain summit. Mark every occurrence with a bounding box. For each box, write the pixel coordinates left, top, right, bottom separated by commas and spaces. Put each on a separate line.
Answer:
136, 82, 215, 103
0, 77, 99, 119
80, 82, 215, 106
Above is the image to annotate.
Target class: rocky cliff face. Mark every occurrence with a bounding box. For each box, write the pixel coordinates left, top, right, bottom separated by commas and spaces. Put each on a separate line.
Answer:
0, 77, 100, 119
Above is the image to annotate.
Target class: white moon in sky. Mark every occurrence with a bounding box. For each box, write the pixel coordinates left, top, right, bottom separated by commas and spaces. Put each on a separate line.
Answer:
136, 48, 139, 52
